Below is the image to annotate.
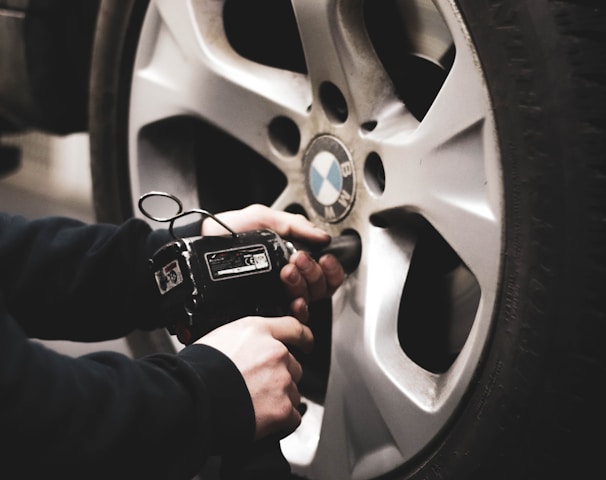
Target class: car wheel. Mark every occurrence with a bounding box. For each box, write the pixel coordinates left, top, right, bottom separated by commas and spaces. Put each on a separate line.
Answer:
89, 0, 605, 478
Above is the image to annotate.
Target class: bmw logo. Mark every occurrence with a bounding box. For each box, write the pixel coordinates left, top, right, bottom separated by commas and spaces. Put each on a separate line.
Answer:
303, 135, 356, 223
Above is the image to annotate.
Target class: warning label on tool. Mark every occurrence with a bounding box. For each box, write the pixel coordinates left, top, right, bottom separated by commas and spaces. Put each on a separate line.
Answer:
154, 260, 184, 294
205, 244, 271, 281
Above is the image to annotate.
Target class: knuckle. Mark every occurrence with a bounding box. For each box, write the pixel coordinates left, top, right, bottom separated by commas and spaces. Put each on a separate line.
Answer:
294, 213, 308, 224
278, 375, 294, 397
239, 316, 259, 331
290, 409, 302, 430
245, 204, 267, 217
268, 341, 290, 362
293, 321, 306, 340
277, 403, 290, 421
275, 398, 294, 421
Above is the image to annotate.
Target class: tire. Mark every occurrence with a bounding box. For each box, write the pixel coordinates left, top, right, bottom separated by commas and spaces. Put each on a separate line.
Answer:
89, 1, 606, 478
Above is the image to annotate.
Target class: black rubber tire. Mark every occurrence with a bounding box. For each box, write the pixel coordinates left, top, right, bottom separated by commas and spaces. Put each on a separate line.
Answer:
88, 0, 173, 358
89, 0, 145, 226
88, 0, 606, 478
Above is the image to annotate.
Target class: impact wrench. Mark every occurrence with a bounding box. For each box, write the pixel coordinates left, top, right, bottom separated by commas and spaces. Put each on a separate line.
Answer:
139, 191, 362, 345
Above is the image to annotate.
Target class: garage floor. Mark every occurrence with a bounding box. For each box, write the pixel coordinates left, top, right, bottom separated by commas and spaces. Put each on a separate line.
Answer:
0, 131, 131, 357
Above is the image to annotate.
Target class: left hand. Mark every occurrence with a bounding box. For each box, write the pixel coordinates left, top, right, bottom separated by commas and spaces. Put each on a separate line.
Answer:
202, 204, 346, 322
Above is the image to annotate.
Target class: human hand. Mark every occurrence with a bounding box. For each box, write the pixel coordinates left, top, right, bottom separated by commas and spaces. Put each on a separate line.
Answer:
201, 204, 346, 321
280, 251, 345, 322
196, 315, 312, 440
201, 203, 329, 244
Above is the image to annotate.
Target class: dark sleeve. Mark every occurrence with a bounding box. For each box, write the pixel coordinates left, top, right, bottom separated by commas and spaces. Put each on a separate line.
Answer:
0, 213, 199, 341
0, 295, 256, 479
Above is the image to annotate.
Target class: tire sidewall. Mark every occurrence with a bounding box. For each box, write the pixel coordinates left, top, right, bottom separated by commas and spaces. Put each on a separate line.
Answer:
90, 0, 176, 357
89, 0, 149, 224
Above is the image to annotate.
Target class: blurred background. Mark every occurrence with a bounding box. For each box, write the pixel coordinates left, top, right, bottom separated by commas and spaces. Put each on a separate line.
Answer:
0, 131, 131, 357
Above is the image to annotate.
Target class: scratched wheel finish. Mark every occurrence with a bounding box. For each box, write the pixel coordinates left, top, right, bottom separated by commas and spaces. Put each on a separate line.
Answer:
90, 0, 606, 478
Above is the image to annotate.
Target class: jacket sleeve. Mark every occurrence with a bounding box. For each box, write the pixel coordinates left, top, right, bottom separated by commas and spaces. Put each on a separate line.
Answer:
0, 213, 256, 478
0, 300, 255, 479
0, 213, 199, 340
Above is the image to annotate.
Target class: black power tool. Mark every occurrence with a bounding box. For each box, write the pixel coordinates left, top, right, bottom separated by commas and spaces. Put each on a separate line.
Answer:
140, 192, 361, 345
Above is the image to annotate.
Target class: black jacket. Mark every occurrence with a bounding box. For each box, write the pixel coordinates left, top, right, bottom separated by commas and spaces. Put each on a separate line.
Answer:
0, 213, 255, 479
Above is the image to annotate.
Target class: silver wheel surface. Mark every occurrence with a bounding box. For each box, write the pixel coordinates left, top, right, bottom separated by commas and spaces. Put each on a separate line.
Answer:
126, 1, 502, 478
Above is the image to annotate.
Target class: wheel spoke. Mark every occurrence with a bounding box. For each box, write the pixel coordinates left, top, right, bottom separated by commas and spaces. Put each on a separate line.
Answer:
418, 142, 500, 288
367, 46, 499, 286
299, 228, 421, 477
152, 0, 202, 61
132, 1, 312, 158
374, 142, 498, 290
412, 48, 489, 158
291, 0, 395, 123
291, 226, 475, 477
335, 230, 436, 461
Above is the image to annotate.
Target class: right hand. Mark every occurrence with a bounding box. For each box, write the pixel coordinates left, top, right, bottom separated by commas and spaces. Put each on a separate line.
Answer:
195, 315, 313, 440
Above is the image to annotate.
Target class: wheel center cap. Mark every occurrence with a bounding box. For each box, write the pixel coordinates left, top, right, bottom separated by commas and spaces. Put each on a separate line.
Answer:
303, 135, 356, 222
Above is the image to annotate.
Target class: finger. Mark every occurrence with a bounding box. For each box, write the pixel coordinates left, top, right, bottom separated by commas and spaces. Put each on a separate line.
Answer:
287, 352, 304, 383
282, 405, 303, 438
259, 404, 302, 440
294, 251, 327, 301
272, 380, 302, 439
286, 382, 302, 421
255, 207, 329, 243
263, 316, 314, 353
289, 297, 309, 323
203, 204, 331, 244
280, 263, 309, 302
319, 254, 346, 295
267, 210, 330, 243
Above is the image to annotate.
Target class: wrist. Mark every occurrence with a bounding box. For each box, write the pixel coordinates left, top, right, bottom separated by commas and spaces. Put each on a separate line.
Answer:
178, 344, 256, 454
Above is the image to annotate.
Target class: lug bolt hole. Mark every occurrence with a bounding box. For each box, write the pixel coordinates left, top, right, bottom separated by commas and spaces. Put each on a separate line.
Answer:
320, 82, 348, 124
269, 116, 301, 156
